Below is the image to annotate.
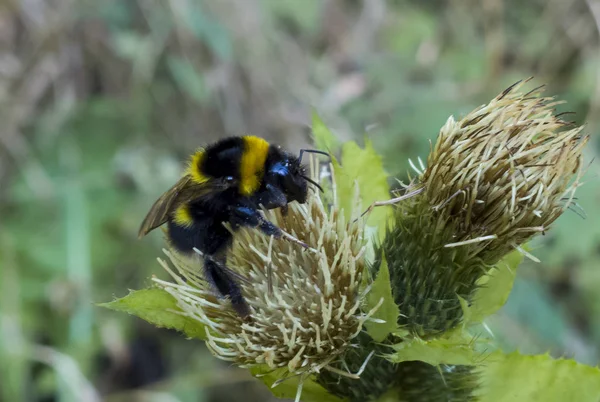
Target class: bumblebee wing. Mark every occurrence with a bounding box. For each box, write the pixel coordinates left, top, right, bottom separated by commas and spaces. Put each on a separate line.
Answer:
138, 175, 192, 238
138, 176, 233, 238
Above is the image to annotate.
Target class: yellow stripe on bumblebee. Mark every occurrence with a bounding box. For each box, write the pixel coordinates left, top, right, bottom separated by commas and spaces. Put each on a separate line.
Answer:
240, 136, 270, 196
173, 204, 194, 227
186, 149, 209, 184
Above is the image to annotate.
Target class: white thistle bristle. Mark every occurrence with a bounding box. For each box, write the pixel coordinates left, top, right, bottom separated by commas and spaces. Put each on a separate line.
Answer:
153, 179, 369, 383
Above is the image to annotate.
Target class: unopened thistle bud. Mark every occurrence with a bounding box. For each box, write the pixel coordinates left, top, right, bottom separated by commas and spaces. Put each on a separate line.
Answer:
378, 79, 588, 337
154, 185, 374, 398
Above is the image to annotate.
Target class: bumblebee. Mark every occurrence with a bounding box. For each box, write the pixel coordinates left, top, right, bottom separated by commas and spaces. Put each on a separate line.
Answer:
138, 136, 326, 317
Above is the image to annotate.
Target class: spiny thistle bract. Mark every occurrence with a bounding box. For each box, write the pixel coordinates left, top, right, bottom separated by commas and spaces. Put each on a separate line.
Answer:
395, 362, 478, 402
315, 332, 399, 401
375, 79, 588, 337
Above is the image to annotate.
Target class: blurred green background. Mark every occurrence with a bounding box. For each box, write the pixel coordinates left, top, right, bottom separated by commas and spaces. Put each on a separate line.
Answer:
1, 0, 599, 401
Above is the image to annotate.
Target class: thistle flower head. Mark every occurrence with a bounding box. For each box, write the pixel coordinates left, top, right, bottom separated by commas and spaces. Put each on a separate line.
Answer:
420, 79, 588, 261
379, 80, 589, 337
154, 183, 371, 382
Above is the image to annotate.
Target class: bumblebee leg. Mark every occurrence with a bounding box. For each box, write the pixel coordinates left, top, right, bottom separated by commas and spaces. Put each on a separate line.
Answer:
231, 206, 283, 236
194, 249, 252, 285
230, 206, 310, 249
203, 257, 250, 318
280, 204, 289, 216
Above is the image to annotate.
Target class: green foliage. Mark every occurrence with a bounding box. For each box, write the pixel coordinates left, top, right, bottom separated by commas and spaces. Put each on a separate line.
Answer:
333, 140, 391, 238
364, 254, 400, 342
388, 329, 486, 367
476, 352, 600, 402
313, 111, 392, 241
100, 288, 207, 340
465, 250, 524, 323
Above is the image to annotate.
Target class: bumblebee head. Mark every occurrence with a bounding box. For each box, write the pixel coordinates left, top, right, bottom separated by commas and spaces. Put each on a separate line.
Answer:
268, 153, 308, 204
267, 148, 328, 204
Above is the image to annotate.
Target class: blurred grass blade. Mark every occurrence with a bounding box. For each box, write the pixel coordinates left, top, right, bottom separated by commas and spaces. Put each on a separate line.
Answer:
0, 235, 27, 402
62, 141, 93, 346
167, 56, 211, 104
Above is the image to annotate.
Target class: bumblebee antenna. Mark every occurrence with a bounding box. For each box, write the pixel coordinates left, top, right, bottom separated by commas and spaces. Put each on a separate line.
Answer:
298, 149, 330, 162
297, 149, 328, 192
300, 174, 324, 193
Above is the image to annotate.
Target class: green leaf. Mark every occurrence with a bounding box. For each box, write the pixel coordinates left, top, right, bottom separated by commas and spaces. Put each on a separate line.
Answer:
311, 112, 340, 153
388, 329, 486, 366
466, 250, 524, 323
364, 255, 400, 342
333, 139, 391, 238
250, 366, 343, 402
99, 288, 206, 340
476, 352, 600, 402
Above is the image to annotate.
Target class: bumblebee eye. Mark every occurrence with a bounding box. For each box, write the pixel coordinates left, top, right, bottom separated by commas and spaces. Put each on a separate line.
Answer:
271, 162, 288, 177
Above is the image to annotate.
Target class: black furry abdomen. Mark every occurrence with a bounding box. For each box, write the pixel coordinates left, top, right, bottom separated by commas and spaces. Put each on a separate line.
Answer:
167, 213, 232, 257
